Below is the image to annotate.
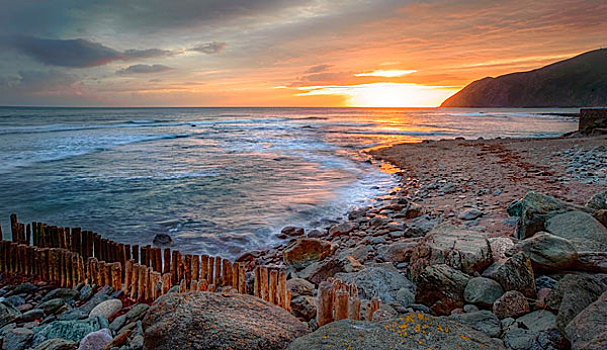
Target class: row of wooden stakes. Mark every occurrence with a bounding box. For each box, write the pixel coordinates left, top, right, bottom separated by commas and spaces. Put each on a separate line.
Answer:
317, 279, 381, 327
1, 216, 294, 311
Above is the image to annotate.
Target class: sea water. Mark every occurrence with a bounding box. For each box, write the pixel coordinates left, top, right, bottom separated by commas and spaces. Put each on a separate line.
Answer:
0, 107, 578, 257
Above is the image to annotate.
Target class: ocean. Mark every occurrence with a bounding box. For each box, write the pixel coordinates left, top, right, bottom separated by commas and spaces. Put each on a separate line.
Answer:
0, 107, 578, 258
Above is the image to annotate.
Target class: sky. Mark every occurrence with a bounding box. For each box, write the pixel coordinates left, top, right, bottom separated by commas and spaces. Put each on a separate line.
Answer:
0, 0, 605, 107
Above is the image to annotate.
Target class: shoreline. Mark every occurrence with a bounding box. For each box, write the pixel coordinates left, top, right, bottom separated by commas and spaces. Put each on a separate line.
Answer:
1, 132, 606, 349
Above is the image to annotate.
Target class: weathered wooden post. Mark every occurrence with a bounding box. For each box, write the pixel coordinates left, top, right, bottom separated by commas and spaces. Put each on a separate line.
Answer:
10, 214, 17, 242
192, 255, 200, 282
335, 290, 349, 321
222, 259, 232, 287
111, 262, 122, 292
214, 256, 222, 286
161, 272, 172, 295
137, 265, 147, 301
365, 297, 380, 321
197, 279, 208, 292
163, 248, 171, 274
207, 256, 214, 286
278, 270, 287, 309
269, 269, 278, 304
238, 264, 247, 294
260, 266, 269, 301
200, 255, 209, 281
184, 255, 192, 286
253, 266, 261, 297
232, 262, 240, 289
317, 281, 335, 326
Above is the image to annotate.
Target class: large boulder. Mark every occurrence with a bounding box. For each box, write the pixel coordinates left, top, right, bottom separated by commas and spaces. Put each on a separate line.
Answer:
297, 258, 345, 285
414, 264, 471, 315
283, 238, 335, 270
545, 211, 607, 251
545, 274, 607, 334
89, 299, 122, 319
2, 327, 33, 350
463, 277, 504, 308
335, 265, 415, 304
376, 239, 421, 263
515, 232, 579, 269
507, 191, 570, 239
410, 225, 492, 279
565, 291, 607, 349
286, 314, 505, 349
587, 190, 607, 210
488, 253, 536, 298
77, 329, 112, 350
32, 339, 78, 350
142, 292, 308, 350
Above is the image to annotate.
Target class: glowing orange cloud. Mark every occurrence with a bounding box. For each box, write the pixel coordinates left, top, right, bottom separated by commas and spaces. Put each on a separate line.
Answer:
354, 70, 417, 77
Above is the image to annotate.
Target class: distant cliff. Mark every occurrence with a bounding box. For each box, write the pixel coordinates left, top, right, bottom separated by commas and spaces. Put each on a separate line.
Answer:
441, 48, 607, 107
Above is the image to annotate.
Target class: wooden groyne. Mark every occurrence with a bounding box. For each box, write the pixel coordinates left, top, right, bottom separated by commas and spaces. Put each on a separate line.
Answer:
0, 214, 291, 312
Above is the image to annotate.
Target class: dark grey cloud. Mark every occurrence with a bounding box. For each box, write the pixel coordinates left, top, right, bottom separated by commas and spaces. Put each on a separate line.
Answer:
117, 64, 173, 75
122, 48, 173, 59
12, 37, 121, 68
190, 42, 226, 54
305, 64, 332, 73
9, 36, 172, 68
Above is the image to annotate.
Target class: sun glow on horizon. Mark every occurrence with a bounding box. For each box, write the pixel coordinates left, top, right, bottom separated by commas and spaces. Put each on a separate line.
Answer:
297, 82, 458, 107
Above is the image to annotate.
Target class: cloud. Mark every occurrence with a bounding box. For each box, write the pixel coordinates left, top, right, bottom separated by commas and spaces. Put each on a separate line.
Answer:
117, 64, 173, 75
354, 69, 417, 77
122, 48, 173, 59
190, 42, 226, 54
305, 64, 332, 73
12, 36, 121, 68
10, 36, 173, 68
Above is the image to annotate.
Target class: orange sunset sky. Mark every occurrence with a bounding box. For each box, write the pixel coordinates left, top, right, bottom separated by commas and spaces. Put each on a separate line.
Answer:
0, 0, 606, 107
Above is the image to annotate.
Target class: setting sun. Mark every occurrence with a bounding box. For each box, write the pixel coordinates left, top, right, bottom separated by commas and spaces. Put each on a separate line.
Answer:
297, 82, 458, 107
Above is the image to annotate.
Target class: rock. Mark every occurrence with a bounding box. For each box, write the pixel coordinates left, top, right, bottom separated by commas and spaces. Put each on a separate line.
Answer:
108, 314, 126, 333
89, 299, 122, 319
37, 299, 66, 314
11, 282, 38, 295
77, 329, 112, 350
535, 276, 557, 290
492, 291, 530, 319
463, 277, 504, 308
396, 288, 415, 308
458, 208, 483, 220
565, 291, 607, 349
328, 222, 356, 237
4, 295, 26, 307
142, 292, 308, 350
307, 229, 325, 238
403, 215, 437, 237
335, 265, 415, 304
545, 274, 607, 334
405, 202, 424, 219
297, 258, 345, 285
507, 191, 569, 239
283, 238, 335, 270
77, 286, 113, 315
277, 226, 304, 239
286, 278, 314, 298
77, 285, 94, 302
290, 296, 316, 321
32, 316, 109, 346
0, 301, 22, 327
489, 253, 536, 298
410, 225, 492, 278
286, 314, 505, 349
502, 327, 568, 350
516, 310, 557, 333
20, 308, 45, 322
40, 289, 79, 303
586, 190, 607, 210
447, 310, 501, 337
2, 327, 33, 350
56, 309, 86, 321
516, 232, 578, 269
124, 304, 149, 323
414, 264, 471, 315
545, 210, 607, 251
488, 237, 515, 262
376, 239, 421, 263
152, 233, 172, 245
32, 338, 78, 350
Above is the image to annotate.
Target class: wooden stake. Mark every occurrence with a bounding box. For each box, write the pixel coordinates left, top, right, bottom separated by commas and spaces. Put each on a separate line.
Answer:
254, 266, 261, 297
278, 270, 287, 309
223, 260, 232, 287
161, 272, 172, 295
214, 256, 222, 286
163, 248, 171, 274
349, 297, 361, 320
238, 264, 247, 294
208, 256, 214, 287
192, 255, 199, 281
197, 279, 208, 291
260, 267, 269, 301
318, 281, 335, 327
184, 254, 192, 286
335, 290, 349, 321
269, 269, 278, 305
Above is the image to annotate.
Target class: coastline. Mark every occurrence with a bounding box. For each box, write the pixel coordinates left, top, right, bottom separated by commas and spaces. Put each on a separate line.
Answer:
1, 132, 606, 349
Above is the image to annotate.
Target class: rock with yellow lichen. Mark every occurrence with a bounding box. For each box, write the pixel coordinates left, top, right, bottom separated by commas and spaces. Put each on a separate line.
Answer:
286, 312, 505, 350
